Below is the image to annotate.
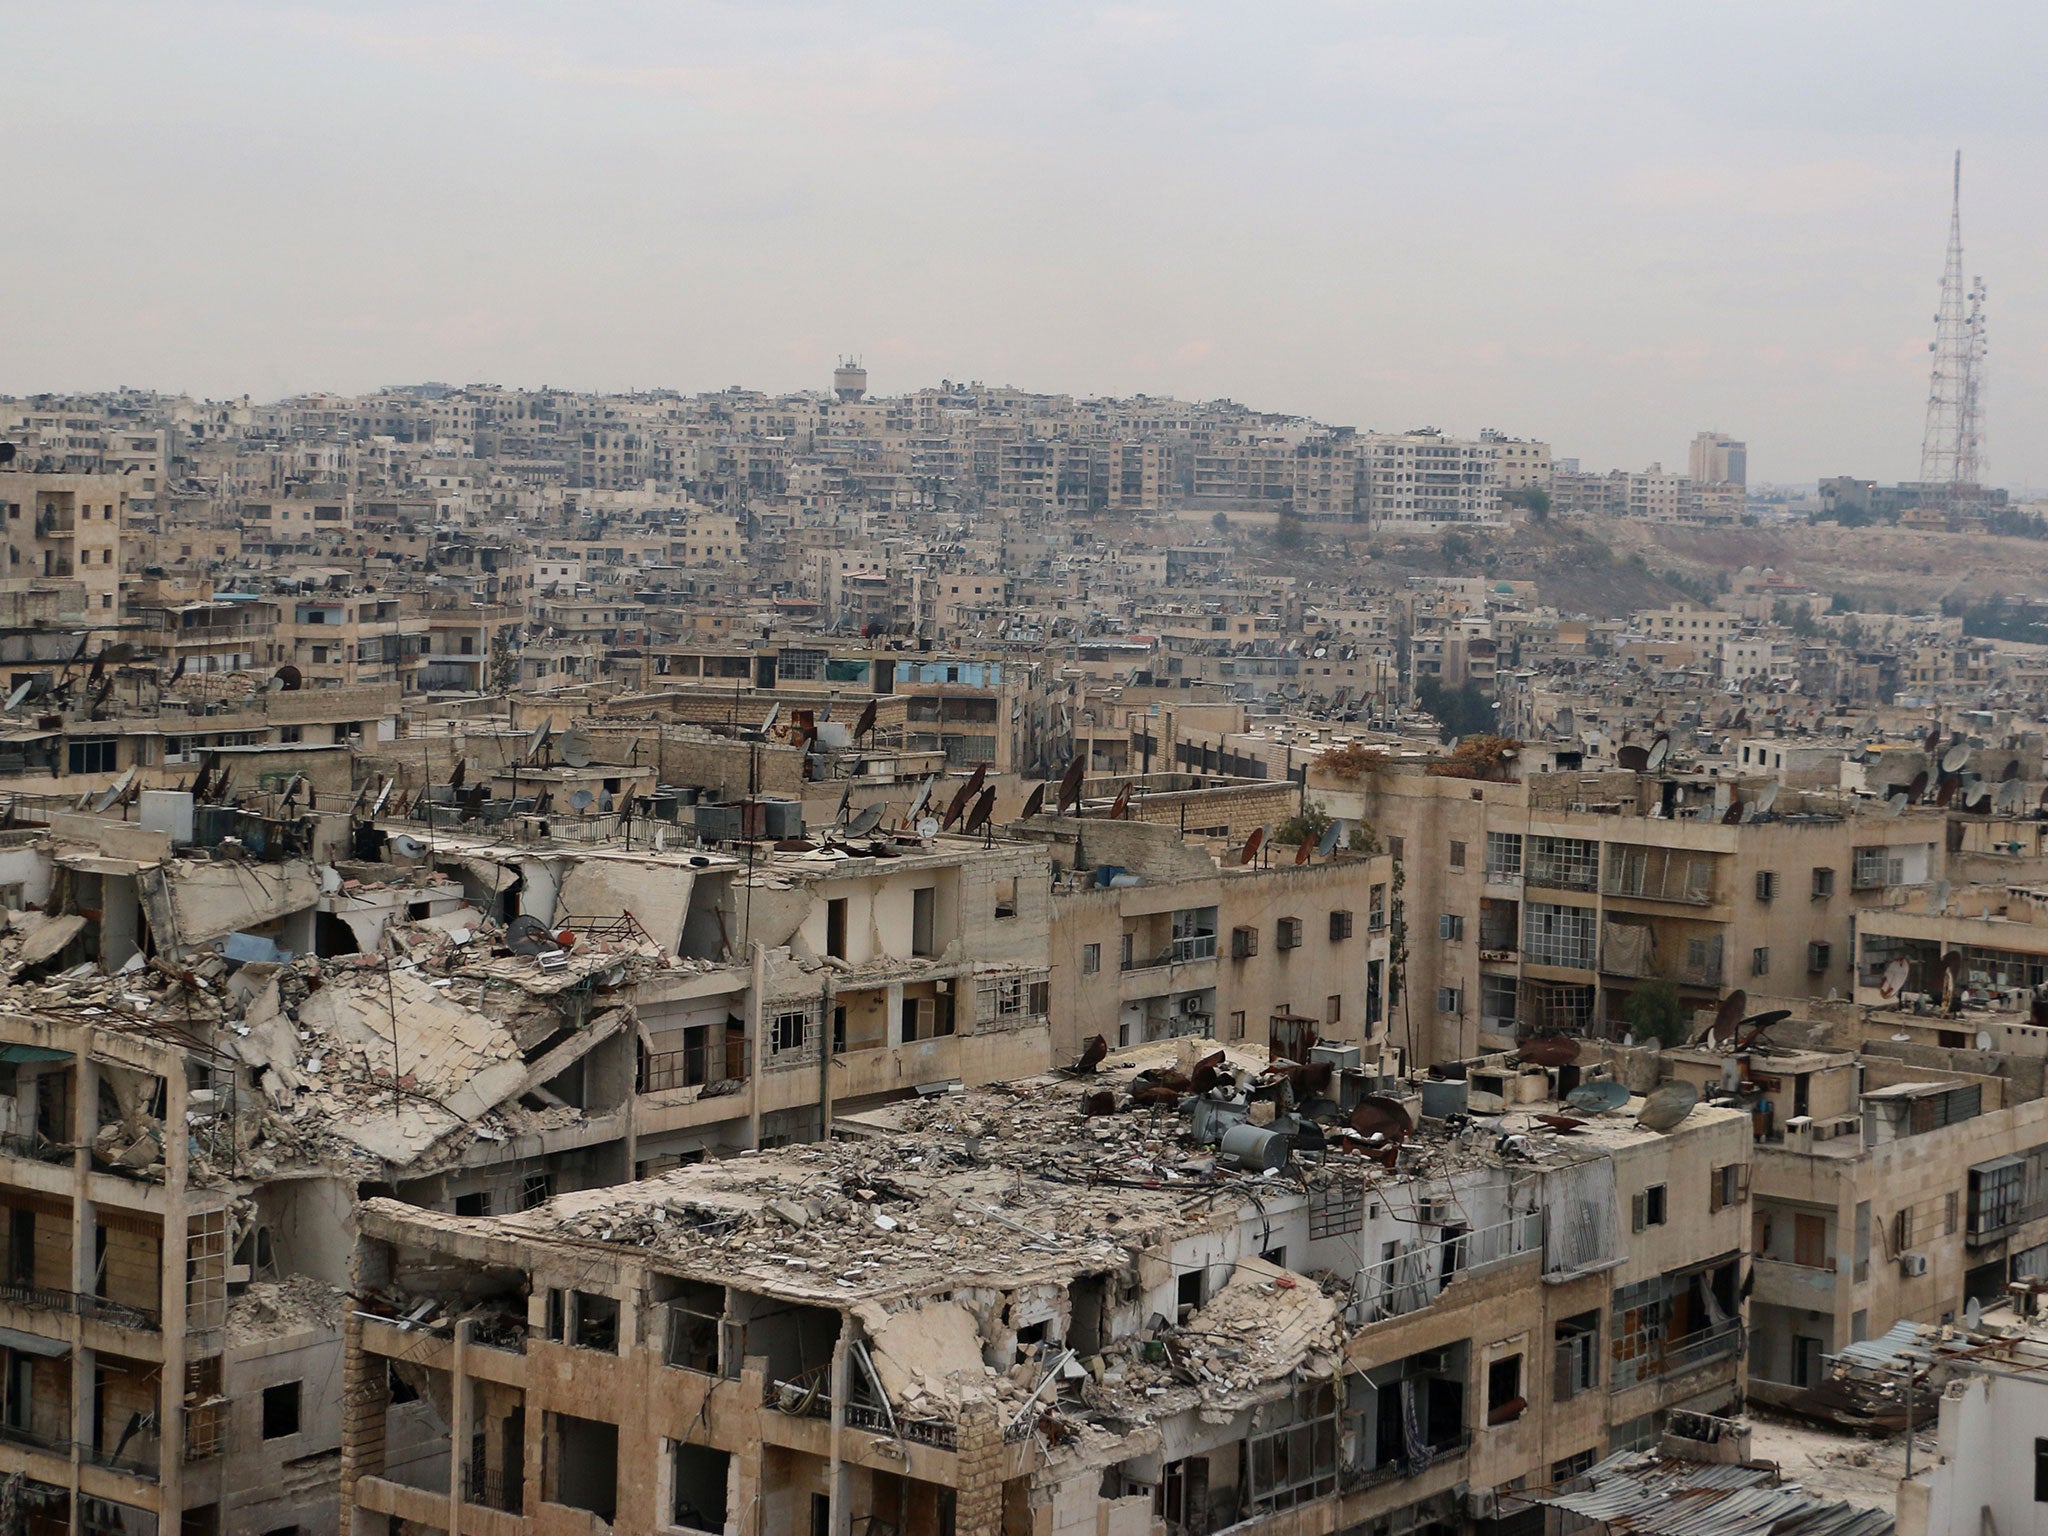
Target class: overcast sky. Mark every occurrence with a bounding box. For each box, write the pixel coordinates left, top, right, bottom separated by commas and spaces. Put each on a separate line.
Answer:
11, 2, 2047, 486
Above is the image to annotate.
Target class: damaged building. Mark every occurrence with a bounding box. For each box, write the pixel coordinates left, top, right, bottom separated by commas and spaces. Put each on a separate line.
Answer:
0, 787, 1058, 1536
343, 1034, 1751, 1536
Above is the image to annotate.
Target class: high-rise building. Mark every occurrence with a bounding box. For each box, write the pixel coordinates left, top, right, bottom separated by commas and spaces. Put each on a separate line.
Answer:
1689, 432, 1747, 488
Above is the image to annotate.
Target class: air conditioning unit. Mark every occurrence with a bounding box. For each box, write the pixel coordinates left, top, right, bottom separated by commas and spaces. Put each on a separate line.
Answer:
1181, 995, 1207, 1015
1900, 1253, 1929, 1278
1419, 1198, 1454, 1225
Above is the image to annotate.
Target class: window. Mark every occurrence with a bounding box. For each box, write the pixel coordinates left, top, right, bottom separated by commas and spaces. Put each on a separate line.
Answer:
1081, 943, 1100, 975
1449, 840, 1467, 870
1811, 866, 1836, 899
1946, 1191, 1959, 1236
1528, 835, 1599, 891
454, 1192, 491, 1217
1438, 913, 1465, 941
1276, 917, 1302, 950
2037, 1438, 2048, 1503
1368, 884, 1387, 931
1755, 870, 1777, 902
994, 877, 1018, 920
67, 737, 117, 775
911, 886, 935, 957
261, 1381, 301, 1439
1808, 942, 1831, 973
1708, 1164, 1744, 1213
1554, 1313, 1599, 1399
1387, 836, 1405, 862
1631, 1184, 1668, 1231
1486, 1355, 1524, 1424
1328, 910, 1353, 941
522, 1173, 554, 1209
1750, 946, 1770, 977
1486, 831, 1523, 880
825, 898, 847, 959
1853, 846, 1902, 889
1526, 903, 1596, 969
1326, 995, 1342, 1024
1231, 925, 1259, 960
1437, 986, 1462, 1015
769, 1009, 812, 1061
1481, 973, 1519, 1026
1230, 1010, 1247, 1040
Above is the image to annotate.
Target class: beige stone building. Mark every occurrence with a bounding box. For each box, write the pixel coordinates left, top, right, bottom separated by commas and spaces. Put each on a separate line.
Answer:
339, 1045, 1749, 1536
0, 471, 127, 624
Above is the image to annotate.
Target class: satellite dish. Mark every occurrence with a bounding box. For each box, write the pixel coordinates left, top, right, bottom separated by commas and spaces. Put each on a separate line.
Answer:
1645, 734, 1671, 773
1617, 744, 1649, 772
1567, 1079, 1631, 1114
2, 680, 31, 713
1020, 782, 1046, 819
504, 914, 553, 955
915, 817, 940, 840
389, 834, 426, 859
569, 789, 595, 813
1886, 791, 1909, 817
1965, 1297, 1983, 1332
1975, 1031, 1994, 1051
560, 732, 592, 768
1879, 958, 1911, 999
846, 802, 886, 837
1941, 743, 1971, 775
906, 775, 938, 823
524, 721, 551, 763
1518, 1035, 1581, 1067
1240, 825, 1267, 866
1349, 1095, 1412, 1143
1907, 769, 1929, 803
598, 792, 614, 814
1711, 783, 1732, 819
274, 664, 303, 691
1316, 819, 1343, 858
1636, 1081, 1699, 1133
2002, 757, 2023, 782
1755, 781, 1779, 815
760, 702, 780, 737
1709, 990, 1747, 1044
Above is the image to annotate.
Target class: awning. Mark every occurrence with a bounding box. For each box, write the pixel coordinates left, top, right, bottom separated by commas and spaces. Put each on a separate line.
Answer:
0, 1326, 68, 1358
0, 1045, 73, 1065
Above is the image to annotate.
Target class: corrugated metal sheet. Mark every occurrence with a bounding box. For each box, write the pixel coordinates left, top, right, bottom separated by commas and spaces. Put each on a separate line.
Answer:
1536, 1452, 1895, 1536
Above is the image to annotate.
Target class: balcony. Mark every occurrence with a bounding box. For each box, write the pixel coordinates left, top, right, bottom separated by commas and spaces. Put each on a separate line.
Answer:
0, 1277, 160, 1332
1354, 1211, 1545, 1322
1123, 933, 1217, 970
463, 1465, 524, 1515
0, 1131, 72, 1166
1611, 1320, 1742, 1391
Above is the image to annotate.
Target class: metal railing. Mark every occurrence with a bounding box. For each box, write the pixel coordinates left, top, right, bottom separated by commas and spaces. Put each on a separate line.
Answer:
0, 1278, 160, 1333
1350, 1430, 1472, 1489
464, 1465, 524, 1514
1354, 1211, 1544, 1322
0, 1132, 75, 1166
1611, 1320, 1742, 1392
845, 1404, 957, 1449
1122, 933, 1218, 970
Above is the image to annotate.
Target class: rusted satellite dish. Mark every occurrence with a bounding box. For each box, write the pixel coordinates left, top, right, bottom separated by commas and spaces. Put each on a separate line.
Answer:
1350, 1095, 1412, 1143
1617, 744, 1649, 772
1535, 1114, 1587, 1134
1636, 1081, 1699, 1133
1517, 1035, 1582, 1067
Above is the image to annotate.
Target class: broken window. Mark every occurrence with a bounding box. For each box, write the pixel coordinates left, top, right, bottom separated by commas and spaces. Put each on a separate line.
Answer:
670, 1441, 730, 1533
546, 1413, 617, 1523
261, 1381, 300, 1440
1554, 1312, 1599, 1399
1486, 1354, 1524, 1424
1246, 1381, 1341, 1508
767, 1009, 816, 1068
661, 1280, 726, 1376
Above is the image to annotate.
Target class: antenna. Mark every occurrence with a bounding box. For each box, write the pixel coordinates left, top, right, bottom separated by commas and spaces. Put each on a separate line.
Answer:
1921, 150, 1988, 494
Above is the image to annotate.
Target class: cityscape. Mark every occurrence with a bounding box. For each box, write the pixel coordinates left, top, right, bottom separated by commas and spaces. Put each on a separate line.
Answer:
8, 9, 2048, 1536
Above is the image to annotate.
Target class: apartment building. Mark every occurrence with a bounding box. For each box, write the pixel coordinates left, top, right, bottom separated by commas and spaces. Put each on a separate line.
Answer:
1319, 763, 1946, 1062
340, 1042, 1749, 1536
1688, 433, 1748, 488
1360, 433, 1501, 528
0, 471, 127, 622
1033, 816, 1396, 1057
1629, 1025, 2048, 1404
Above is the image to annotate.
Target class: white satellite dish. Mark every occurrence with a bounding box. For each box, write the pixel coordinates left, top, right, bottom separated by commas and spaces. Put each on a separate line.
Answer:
1964, 1297, 1983, 1331
1975, 1031, 1994, 1051
569, 789, 595, 813
560, 732, 592, 768
1755, 781, 1779, 815
916, 817, 940, 840
390, 834, 426, 859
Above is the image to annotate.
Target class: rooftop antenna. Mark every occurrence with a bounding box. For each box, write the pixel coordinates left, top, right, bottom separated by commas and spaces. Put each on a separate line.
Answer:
1921, 150, 1988, 492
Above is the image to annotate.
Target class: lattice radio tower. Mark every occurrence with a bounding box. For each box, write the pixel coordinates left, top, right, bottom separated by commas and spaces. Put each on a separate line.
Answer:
1919, 150, 1988, 489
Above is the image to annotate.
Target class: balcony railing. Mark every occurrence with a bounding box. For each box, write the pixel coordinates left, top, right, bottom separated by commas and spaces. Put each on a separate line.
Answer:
1350, 1430, 1472, 1489
0, 1132, 74, 1166
1355, 1212, 1545, 1322
1122, 934, 1217, 971
0, 1277, 161, 1333
1611, 1320, 1742, 1392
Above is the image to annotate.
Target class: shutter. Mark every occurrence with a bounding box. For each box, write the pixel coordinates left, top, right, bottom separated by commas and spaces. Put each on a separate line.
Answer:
1631, 1191, 1648, 1233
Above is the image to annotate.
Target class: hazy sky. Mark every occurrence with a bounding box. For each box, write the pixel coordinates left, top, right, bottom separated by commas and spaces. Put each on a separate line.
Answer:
12, 2, 2048, 485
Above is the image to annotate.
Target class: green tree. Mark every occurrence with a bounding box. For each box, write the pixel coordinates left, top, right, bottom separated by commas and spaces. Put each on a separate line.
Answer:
1272, 511, 1305, 550
1439, 528, 1475, 566
1622, 979, 1688, 1047
1210, 511, 1230, 532
1275, 801, 1334, 850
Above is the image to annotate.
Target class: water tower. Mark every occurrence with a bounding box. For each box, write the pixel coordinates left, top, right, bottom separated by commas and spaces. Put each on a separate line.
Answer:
833, 357, 867, 403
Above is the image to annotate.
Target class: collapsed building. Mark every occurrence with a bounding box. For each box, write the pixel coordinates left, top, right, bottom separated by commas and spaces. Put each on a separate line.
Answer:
0, 787, 1066, 1536
344, 1037, 1751, 1536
